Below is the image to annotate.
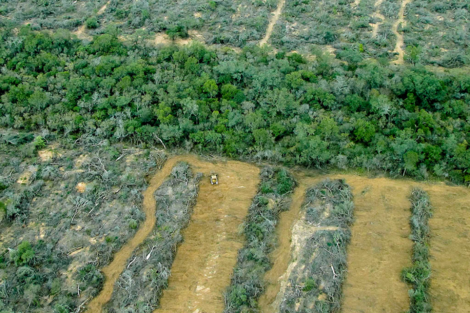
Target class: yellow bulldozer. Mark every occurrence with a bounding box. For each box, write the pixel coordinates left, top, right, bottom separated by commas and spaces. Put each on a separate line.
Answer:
210, 173, 219, 185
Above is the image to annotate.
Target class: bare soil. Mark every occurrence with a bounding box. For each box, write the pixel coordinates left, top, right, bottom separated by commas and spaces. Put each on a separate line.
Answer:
258, 177, 319, 312
86, 156, 191, 312
371, 0, 386, 38
339, 175, 413, 313
155, 157, 260, 313
428, 184, 470, 312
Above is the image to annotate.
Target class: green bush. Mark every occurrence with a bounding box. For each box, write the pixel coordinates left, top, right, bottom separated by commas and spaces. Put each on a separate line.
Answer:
402, 188, 433, 313
10, 241, 35, 266
86, 17, 99, 29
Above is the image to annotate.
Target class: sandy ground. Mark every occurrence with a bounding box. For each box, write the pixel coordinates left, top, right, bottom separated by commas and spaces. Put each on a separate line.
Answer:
392, 0, 412, 64
259, 0, 285, 46
155, 158, 259, 313
428, 185, 470, 312
340, 176, 413, 313
85, 155, 259, 313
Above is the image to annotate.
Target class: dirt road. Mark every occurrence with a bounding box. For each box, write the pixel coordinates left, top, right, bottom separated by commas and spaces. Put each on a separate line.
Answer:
428, 185, 470, 312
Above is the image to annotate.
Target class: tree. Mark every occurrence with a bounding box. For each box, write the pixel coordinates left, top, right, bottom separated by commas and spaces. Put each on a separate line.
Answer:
404, 151, 419, 172
86, 17, 99, 29
203, 79, 218, 98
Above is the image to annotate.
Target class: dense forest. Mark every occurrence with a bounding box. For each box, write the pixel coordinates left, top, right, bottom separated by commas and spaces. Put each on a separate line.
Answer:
0, 25, 470, 186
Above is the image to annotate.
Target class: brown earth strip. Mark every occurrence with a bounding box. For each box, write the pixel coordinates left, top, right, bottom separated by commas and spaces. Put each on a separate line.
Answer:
258, 176, 320, 312
260, 0, 285, 46
427, 185, 470, 312
86, 156, 187, 312
371, 0, 386, 38
154, 159, 259, 313
340, 176, 412, 313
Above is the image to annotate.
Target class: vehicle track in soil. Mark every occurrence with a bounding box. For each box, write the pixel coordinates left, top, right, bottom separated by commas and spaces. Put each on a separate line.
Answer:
392, 0, 412, 64
86, 155, 259, 312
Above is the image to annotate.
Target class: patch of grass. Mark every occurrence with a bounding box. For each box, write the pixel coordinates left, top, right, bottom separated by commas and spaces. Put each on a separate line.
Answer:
402, 188, 432, 313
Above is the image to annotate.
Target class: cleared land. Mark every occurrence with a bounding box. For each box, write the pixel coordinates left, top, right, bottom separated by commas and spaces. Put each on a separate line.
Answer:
340, 175, 412, 313
155, 157, 259, 313
428, 184, 470, 312
260, 174, 414, 312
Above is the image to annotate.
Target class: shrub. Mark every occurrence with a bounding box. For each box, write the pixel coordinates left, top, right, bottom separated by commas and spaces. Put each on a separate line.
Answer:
86, 17, 99, 29
402, 188, 432, 313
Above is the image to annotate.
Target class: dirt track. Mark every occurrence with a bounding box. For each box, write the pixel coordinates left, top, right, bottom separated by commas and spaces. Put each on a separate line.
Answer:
392, 0, 411, 64
260, 0, 285, 45
154, 158, 259, 312
371, 0, 385, 37
86, 155, 259, 312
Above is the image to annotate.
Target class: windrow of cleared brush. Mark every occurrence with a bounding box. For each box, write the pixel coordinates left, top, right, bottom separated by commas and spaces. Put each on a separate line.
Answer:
279, 179, 354, 312
402, 188, 432, 313
224, 167, 296, 312
104, 162, 201, 312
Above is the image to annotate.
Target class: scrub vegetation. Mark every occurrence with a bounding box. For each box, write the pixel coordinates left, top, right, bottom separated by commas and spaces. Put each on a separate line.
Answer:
1, 27, 470, 186
279, 179, 354, 312
0, 0, 470, 311
403, 0, 470, 67
224, 167, 295, 312
402, 188, 432, 313
0, 131, 166, 312
105, 162, 201, 312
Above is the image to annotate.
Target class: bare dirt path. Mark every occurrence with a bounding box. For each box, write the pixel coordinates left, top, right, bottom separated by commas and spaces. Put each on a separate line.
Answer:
259, 174, 413, 313
85, 156, 191, 312
97, 1, 110, 15
259, 0, 285, 46
427, 184, 470, 312
371, 0, 386, 37
392, 0, 411, 64
154, 158, 260, 313
340, 176, 412, 313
